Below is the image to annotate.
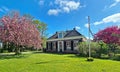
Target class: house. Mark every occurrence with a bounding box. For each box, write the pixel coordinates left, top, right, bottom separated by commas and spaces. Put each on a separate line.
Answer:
46, 28, 87, 53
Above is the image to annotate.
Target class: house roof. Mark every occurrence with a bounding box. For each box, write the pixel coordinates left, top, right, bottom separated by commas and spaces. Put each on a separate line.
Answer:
48, 28, 85, 40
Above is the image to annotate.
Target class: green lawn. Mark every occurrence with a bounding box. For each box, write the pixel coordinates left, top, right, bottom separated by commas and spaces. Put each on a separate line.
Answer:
0, 52, 120, 72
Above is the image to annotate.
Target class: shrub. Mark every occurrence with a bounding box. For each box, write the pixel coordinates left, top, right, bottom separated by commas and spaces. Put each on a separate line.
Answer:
0, 48, 3, 53
91, 50, 100, 58
111, 54, 120, 61
87, 57, 94, 61
78, 41, 109, 58
101, 54, 109, 59
3, 50, 8, 53
78, 42, 101, 57
108, 52, 115, 57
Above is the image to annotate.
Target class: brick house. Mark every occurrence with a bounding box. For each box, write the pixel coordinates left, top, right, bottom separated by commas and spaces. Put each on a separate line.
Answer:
46, 28, 86, 53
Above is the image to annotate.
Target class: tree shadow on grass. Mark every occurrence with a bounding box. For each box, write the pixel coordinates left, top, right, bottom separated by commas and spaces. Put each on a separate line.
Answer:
35, 61, 50, 64
43, 52, 71, 56
0, 53, 30, 60
67, 54, 85, 58
35, 59, 69, 65
31, 51, 44, 54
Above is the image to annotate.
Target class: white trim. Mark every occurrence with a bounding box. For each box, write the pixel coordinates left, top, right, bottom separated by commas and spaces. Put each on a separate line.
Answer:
57, 41, 59, 52
58, 41, 64, 52
47, 36, 84, 42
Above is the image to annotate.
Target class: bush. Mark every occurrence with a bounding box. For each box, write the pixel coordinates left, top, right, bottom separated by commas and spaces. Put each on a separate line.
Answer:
87, 57, 94, 61
78, 42, 101, 58
0, 48, 3, 53
115, 50, 120, 54
101, 54, 109, 59
43, 48, 46, 52
111, 54, 120, 61
91, 50, 100, 58
108, 52, 115, 57
3, 50, 8, 53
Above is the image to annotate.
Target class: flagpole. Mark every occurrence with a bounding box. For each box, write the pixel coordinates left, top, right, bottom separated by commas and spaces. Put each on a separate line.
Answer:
88, 16, 91, 58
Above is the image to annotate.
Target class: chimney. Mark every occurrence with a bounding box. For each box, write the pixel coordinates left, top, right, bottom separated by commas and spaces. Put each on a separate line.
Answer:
73, 28, 76, 30
56, 31, 58, 34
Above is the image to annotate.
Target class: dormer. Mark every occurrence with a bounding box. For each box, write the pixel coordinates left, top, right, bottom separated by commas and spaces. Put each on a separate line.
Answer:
57, 31, 66, 38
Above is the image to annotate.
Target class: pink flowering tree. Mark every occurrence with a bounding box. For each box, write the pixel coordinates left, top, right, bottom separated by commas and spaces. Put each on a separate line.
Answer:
0, 12, 42, 54
94, 26, 120, 56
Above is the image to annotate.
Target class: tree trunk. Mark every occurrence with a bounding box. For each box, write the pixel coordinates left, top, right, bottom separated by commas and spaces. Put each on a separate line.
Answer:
15, 45, 21, 55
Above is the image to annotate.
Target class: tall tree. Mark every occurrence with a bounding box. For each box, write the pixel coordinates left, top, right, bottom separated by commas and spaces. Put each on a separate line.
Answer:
94, 26, 120, 45
33, 20, 47, 48
33, 20, 47, 37
0, 12, 42, 54
94, 26, 120, 56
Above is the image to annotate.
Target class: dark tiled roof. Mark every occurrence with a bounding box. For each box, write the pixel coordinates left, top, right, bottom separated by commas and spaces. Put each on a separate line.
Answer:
48, 32, 58, 39
64, 30, 81, 37
48, 28, 83, 39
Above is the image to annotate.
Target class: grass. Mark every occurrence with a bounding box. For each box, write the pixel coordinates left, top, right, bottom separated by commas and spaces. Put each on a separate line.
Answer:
0, 52, 120, 72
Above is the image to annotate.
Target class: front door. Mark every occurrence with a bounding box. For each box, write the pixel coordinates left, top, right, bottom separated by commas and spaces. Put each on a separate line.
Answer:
58, 41, 64, 52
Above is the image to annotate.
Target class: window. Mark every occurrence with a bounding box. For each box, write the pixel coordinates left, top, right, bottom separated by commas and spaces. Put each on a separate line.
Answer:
59, 42, 62, 48
74, 40, 78, 47
48, 42, 51, 49
58, 32, 63, 38
58, 32, 66, 38
52, 42, 56, 49
66, 41, 71, 48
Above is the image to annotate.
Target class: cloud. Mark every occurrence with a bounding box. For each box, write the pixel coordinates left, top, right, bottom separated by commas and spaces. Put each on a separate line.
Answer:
94, 13, 120, 25
86, 36, 93, 40
75, 26, 80, 30
2, 6, 9, 11
55, 0, 80, 10
0, 6, 9, 13
48, 9, 61, 16
63, 7, 70, 13
49, 1, 54, 6
0, 8, 4, 12
85, 23, 89, 28
118, 25, 120, 28
109, 0, 120, 8
39, 0, 44, 6
103, 0, 120, 10
48, 0, 84, 16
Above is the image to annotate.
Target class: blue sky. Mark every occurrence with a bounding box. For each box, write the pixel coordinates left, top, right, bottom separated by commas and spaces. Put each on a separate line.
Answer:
0, 0, 120, 38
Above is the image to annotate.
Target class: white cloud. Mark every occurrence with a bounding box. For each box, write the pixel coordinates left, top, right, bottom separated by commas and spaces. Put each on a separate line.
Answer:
0, 8, 4, 12
94, 13, 120, 25
0, 6, 9, 13
39, 0, 44, 6
56, 0, 80, 10
86, 36, 93, 40
94, 21, 103, 25
49, 1, 54, 6
118, 25, 120, 28
48, 0, 83, 16
85, 23, 89, 28
109, 0, 120, 8
48, 9, 61, 16
63, 7, 70, 13
75, 26, 80, 30
2, 6, 9, 11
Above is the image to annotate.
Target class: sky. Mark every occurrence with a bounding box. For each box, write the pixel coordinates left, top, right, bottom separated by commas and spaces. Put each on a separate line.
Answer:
0, 0, 120, 39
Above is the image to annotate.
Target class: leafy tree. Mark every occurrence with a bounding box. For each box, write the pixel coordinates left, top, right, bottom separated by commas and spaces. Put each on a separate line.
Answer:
78, 42, 88, 56
94, 26, 120, 56
33, 20, 47, 48
78, 42, 100, 57
0, 12, 42, 55
23, 14, 34, 20
78, 41, 108, 58
94, 26, 120, 44
33, 20, 47, 37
